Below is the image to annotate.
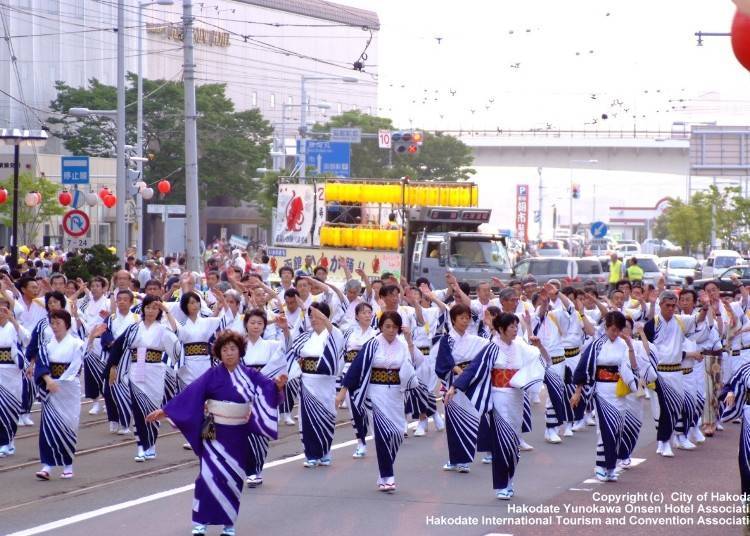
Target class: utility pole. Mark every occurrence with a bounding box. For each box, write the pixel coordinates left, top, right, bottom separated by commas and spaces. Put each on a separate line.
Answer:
183, 0, 200, 271
299, 78, 307, 183
115, 0, 127, 260
537, 166, 543, 240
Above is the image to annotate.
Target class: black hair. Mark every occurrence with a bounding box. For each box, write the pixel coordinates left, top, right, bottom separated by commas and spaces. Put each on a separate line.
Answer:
378, 310, 402, 332
680, 289, 697, 303
141, 294, 164, 321
279, 266, 294, 277
49, 273, 66, 285
381, 272, 394, 281
604, 310, 626, 330
116, 289, 135, 302
314, 265, 328, 275
450, 303, 472, 323
48, 308, 72, 330
493, 312, 519, 333
415, 277, 431, 289
179, 291, 202, 316
485, 305, 501, 319
561, 286, 576, 297
616, 279, 632, 291
90, 275, 108, 289
17, 276, 35, 291
261, 255, 269, 264
45, 290, 67, 310
284, 288, 300, 300
309, 301, 331, 319
145, 279, 162, 290
294, 275, 310, 287
703, 280, 720, 292
206, 270, 220, 280
244, 308, 268, 330
379, 284, 401, 299
355, 301, 374, 316
458, 282, 470, 296
609, 288, 624, 299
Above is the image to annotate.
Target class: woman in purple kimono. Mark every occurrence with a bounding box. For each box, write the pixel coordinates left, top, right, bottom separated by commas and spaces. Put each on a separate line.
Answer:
147, 330, 286, 536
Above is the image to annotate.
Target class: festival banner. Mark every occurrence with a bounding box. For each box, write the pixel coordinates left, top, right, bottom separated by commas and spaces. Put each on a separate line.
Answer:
515, 184, 529, 242
274, 184, 315, 246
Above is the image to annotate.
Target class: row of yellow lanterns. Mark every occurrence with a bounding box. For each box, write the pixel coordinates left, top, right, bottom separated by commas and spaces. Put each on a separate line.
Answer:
320, 225, 402, 250
324, 182, 478, 207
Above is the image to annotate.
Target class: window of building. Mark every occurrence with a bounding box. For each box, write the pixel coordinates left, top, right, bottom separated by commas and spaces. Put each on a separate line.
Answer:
252, 91, 257, 106
270, 94, 275, 109
337, 103, 342, 114
287, 95, 293, 105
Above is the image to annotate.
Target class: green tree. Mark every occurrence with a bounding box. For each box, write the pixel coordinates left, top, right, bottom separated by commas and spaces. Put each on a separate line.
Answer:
47, 75, 273, 205
0, 174, 65, 245
62, 244, 119, 281
314, 110, 475, 181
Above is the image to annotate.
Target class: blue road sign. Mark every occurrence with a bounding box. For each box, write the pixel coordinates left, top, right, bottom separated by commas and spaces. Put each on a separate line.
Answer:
590, 221, 608, 239
61, 156, 90, 185
303, 140, 350, 177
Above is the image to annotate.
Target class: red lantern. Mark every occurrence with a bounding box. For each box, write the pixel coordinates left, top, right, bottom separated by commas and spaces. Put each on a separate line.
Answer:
99, 187, 111, 200
732, 10, 750, 71
0, 188, 7, 204
157, 180, 171, 195
58, 191, 72, 206
103, 194, 117, 208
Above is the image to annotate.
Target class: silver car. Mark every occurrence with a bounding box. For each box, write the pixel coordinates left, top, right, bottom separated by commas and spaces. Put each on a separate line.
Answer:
659, 256, 699, 286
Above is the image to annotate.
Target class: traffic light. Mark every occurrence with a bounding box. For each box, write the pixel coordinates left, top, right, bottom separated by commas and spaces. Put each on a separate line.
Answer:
572, 183, 581, 199
392, 131, 422, 155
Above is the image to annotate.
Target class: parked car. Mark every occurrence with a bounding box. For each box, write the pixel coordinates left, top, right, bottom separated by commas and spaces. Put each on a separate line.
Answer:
701, 249, 744, 280
621, 254, 662, 286
692, 266, 750, 292
658, 256, 699, 286
589, 238, 616, 256
512, 257, 607, 292
536, 240, 569, 257
641, 238, 680, 256
615, 243, 641, 255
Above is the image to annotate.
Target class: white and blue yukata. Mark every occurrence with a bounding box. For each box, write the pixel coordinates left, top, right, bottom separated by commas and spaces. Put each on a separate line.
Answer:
0, 321, 30, 454
434, 328, 488, 466
452, 335, 545, 495
341, 324, 377, 447
107, 321, 180, 456
574, 335, 631, 477
34, 333, 85, 469
643, 312, 697, 443
343, 334, 419, 486
174, 315, 225, 389
285, 327, 344, 463
618, 337, 657, 463
100, 310, 140, 429
242, 337, 291, 481
720, 362, 750, 495
164, 363, 280, 531
78, 293, 110, 402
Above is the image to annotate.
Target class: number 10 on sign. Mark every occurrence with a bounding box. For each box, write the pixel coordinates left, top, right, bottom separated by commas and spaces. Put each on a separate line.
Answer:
378, 130, 392, 149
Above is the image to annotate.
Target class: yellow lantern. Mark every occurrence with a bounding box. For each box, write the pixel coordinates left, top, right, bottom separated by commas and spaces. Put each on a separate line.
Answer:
341, 226, 353, 248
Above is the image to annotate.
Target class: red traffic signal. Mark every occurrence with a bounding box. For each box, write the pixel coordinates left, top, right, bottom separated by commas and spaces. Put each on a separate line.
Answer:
392, 130, 422, 155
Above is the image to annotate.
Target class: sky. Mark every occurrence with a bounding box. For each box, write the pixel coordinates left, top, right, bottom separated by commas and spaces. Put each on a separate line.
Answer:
338, 0, 750, 239
342, 0, 750, 133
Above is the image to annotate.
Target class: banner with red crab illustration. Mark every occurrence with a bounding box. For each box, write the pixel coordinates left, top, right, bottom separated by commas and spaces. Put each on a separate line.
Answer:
274, 184, 316, 246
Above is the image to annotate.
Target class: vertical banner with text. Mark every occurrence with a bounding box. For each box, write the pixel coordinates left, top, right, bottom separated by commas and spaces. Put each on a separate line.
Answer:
515, 184, 529, 243
312, 182, 325, 246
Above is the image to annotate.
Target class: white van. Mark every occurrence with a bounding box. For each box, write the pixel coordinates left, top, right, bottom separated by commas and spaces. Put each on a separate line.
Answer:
702, 249, 744, 279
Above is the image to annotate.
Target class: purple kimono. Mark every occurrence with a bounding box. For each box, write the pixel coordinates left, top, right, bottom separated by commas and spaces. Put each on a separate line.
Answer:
164, 364, 280, 527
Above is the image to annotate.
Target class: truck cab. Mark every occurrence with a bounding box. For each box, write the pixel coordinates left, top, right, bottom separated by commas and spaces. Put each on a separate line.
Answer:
405, 206, 512, 288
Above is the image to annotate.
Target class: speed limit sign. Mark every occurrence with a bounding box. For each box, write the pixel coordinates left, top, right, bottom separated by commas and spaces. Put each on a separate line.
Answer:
378, 129, 392, 149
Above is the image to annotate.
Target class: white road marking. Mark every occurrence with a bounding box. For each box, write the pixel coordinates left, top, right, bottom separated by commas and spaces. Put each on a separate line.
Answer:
7, 420, 422, 536
568, 488, 593, 491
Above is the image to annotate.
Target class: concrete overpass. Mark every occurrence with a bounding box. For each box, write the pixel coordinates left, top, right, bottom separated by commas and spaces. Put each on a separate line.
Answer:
454, 129, 690, 175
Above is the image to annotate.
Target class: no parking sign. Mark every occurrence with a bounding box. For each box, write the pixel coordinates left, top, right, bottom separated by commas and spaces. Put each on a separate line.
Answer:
62, 209, 90, 238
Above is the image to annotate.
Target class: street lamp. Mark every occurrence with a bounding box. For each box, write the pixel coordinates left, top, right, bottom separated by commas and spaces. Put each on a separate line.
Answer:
137, 0, 174, 259
299, 76, 358, 182
0, 129, 49, 269
276, 102, 330, 171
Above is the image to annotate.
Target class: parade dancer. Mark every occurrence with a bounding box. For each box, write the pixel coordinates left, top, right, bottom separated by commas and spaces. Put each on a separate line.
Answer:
571, 311, 639, 482
643, 290, 705, 457
101, 289, 140, 434
337, 311, 420, 491
78, 276, 110, 416
34, 310, 85, 480
15, 276, 46, 426
241, 309, 291, 487
721, 360, 750, 497
435, 304, 489, 473
617, 318, 657, 470
341, 302, 377, 458
278, 288, 305, 426
285, 302, 344, 467
107, 296, 181, 462
531, 284, 573, 444
147, 330, 285, 536
448, 313, 549, 499
0, 295, 29, 458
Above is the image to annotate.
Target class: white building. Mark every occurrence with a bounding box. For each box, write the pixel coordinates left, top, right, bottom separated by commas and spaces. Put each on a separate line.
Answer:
0, 0, 379, 249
